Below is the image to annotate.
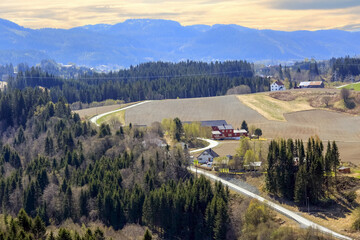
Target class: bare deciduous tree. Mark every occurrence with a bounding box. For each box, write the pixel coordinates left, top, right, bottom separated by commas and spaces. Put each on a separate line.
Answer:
226, 85, 251, 95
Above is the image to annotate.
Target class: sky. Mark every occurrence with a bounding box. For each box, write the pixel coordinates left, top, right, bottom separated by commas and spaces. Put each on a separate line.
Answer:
1, 0, 360, 31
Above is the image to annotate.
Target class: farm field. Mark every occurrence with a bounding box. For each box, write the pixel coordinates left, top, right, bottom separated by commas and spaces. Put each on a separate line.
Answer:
342, 82, 360, 91
237, 92, 314, 121
124, 92, 360, 164
74, 104, 123, 119
96, 109, 126, 126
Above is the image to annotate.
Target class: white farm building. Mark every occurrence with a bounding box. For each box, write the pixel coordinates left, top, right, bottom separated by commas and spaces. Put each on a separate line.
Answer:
270, 81, 285, 91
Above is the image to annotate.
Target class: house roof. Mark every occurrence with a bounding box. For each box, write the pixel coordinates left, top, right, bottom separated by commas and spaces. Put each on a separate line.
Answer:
218, 124, 234, 130
338, 166, 350, 170
197, 148, 219, 158
272, 80, 284, 86
249, 162, 262, 167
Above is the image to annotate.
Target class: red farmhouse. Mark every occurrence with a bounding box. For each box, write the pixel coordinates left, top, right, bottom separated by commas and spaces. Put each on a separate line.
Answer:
210, 122, 248, 140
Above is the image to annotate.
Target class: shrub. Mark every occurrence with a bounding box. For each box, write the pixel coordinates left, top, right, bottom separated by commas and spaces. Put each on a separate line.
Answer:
352, 208, 360, 231
344, 191, 357, 203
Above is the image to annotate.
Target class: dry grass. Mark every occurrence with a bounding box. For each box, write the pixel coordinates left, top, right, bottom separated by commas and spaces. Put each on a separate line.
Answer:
74, 104, 123, 120
96, 110, 126, 126
237, 93, 314, 121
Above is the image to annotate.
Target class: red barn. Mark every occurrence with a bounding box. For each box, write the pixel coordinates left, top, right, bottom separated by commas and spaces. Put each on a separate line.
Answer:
185, 120, 248, 140
212, 124, 248, 140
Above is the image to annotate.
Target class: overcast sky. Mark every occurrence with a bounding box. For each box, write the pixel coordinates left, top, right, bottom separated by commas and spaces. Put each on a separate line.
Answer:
1, 0, 360, 31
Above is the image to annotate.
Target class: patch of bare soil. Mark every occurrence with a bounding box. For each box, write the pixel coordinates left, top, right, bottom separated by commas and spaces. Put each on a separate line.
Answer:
270, 88, 360, 115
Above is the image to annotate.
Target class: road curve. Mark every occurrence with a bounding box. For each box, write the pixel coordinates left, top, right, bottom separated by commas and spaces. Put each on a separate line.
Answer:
189, 139, 352, 240
89, 101, 151, 126
189, 138, 219, 153
86, 99, 351, 240
189, 167, 351, 240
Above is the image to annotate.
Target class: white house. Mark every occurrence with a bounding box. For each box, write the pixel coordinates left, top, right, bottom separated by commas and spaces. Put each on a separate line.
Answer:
270, 81, 285, 91
196, 148, 219, 164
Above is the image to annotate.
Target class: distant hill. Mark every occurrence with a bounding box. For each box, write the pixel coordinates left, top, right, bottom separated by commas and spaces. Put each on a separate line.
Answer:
0, 18, 360, 67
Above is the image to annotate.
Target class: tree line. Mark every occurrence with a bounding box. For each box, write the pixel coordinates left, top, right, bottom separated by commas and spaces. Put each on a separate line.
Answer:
266, 137, 340, 204
330, 56, 360, 81
7, 61, 269, 104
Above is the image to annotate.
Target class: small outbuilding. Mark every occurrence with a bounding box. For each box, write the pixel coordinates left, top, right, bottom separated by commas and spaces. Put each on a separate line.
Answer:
299, 81, 324, 88
338, 166, 351, 174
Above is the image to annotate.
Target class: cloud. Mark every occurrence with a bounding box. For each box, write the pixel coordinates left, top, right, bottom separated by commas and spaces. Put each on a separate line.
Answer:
337, 23, 360, 31
1, 0, 360, 31
269, 0, 360, 10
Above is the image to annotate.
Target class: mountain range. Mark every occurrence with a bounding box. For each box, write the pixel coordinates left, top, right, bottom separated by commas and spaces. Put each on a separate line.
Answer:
1, 18, 360, 68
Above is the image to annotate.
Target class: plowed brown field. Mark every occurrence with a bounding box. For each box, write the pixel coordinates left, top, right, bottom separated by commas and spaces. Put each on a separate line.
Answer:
124, 94, 360, 164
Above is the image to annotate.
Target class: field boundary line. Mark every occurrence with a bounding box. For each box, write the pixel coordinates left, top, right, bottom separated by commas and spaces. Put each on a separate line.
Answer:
90, 100, 151, 126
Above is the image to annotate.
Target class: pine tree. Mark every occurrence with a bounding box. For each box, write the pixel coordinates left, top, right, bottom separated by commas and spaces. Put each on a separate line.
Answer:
32, 215, 46, 239
173, 117, 183, 142
23, 182, 37, 216
294, 165, 307, 204
213, 199, 228, 240
143, 229, 152, 240
48, 231, 55, 240
241, 120, 248, 132
79, 190, 88, 217
63, 187, 73, 219
17, 209, 32, 232
332, 141, 340, 184
94, 228, 105, 240
57, 228, 72, 240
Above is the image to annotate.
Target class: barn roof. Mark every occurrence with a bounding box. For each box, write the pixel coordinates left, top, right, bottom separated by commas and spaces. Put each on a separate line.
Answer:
299, 81, 323, 87
338, 166, 350, 170
309, 81, 323, 86
200, 120, 228, 127
218, 124, 234, 130
234, 129, 248, 133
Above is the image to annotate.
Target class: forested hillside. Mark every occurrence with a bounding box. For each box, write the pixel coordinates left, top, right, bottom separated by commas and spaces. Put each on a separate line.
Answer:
0, 87, 336, 239
0, 88, 233, 239
7, 61, 269, 103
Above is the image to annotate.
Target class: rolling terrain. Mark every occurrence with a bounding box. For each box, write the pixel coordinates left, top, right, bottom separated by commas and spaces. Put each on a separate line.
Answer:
123, 91, 360, 164
1, 18, 360, 66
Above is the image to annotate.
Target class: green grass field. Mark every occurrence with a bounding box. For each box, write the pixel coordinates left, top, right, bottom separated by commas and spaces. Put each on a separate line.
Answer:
342, 82, 360, 91
96, 110, 126, 125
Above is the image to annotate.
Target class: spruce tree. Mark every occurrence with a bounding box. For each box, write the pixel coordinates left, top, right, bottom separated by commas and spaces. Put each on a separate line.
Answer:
332, 141, 340, 183
143, 229, 152, 240
241, 120, 248, 132
32, 215, 46, 240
